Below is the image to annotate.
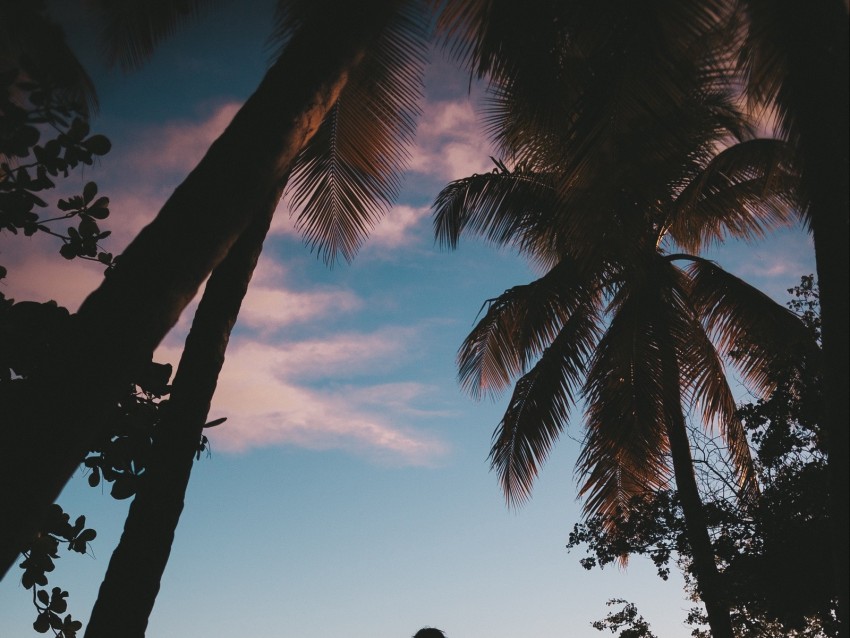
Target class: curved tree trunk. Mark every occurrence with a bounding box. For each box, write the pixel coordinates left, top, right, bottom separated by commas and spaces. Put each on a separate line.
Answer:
666, 410, 734, 638
661, 350, 734, 638
0, 0, 401, 578
83, 175, 286, 637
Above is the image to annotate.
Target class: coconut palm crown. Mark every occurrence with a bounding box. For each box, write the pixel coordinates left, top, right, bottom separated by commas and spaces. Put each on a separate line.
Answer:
433, 45, 814, 630
432, 19, 811, 521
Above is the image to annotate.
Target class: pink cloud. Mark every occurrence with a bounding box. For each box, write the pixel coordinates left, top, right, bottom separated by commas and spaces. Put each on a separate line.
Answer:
409, 99, 494, 181
226, 253, 363, 331
124, 102, 242, 177
238, 286, 361, 331
261, 327, 418, 378
1, 241, 107, 310
268, 199, 301, 237
155, 332, 449, 466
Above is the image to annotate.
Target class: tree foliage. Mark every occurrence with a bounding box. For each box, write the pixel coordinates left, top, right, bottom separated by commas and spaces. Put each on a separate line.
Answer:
592, 599, 658, 638
569, 277, 835, 637
0, 64, 112, 274
0, 47, 186, 637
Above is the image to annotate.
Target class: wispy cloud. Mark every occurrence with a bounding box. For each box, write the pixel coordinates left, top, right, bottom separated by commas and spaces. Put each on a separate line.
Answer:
409, 99, 494, 181
156, 326, 449, 466
150, 248, 448, 465
124, 102, 241, 178
262, 326, 419, 379
704, 227, 815, 302
7, 98, 451, 466
238, 286, 361, 331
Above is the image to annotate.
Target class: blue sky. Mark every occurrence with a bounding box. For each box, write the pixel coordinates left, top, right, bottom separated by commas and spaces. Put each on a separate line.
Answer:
0, 3, 817, 637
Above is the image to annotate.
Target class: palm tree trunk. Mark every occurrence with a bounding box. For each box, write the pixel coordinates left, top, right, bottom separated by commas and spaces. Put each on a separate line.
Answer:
82, 175, 286, 637
662, 353, 734, 638
0, 0, 401, 578
666, 412, 734, 638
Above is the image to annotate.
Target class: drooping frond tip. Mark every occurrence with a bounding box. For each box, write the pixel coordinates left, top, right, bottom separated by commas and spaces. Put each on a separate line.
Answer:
489, 303, 600, 507
286, 0, 428, 265
87, 0, 221, 71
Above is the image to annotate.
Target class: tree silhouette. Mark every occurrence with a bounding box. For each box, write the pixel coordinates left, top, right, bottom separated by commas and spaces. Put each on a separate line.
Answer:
76, 1, 427, 634
735, 2, 849, 630
0, 0, 409, 578
570, 278, 835, 637
432, 9, 813, 632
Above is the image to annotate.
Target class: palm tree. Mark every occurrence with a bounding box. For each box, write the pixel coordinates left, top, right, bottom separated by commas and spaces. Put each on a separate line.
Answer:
0, 0, 414, 579
71, 2, 427, 634
436, 151, 808, 638
432, 22, 813, 630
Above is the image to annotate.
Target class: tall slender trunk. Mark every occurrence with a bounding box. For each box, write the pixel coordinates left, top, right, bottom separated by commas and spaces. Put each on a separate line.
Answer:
83, 177, 286, 638
0, 0, 401, 578
794, 6, 849, 632
666, 411, 734, 638
661, 349, 734, 638
744, 2, 849, 631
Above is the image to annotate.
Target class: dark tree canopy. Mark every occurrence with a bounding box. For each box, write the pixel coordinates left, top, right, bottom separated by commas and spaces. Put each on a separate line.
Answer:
569, 277, 836, 637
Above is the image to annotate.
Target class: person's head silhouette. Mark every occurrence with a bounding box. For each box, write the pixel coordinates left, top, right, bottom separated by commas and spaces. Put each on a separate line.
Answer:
413, 628, 446, 638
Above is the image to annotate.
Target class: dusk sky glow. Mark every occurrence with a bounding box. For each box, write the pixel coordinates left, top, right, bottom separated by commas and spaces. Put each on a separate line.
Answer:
0, 2, 817, 637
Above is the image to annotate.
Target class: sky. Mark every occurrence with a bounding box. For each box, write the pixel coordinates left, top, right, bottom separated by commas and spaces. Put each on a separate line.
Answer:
0, 3, 817, 637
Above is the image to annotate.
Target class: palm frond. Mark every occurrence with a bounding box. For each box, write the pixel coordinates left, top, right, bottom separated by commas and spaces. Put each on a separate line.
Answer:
266, 0, 329, 56
480, 1, 739, 165
737, 0, 848, 144
434, 0, 569, 84
470, 11, 749, 271
432, 164, 565, 264
668, 139, 802, 252
490, 302, 601, 506
1, 0, 98, 113
285, 0, 428, 264
737, 0, 848, 231
86, 0, 222, 71
579, 268, 674, 521
458, 258, 596, 399
670, 262, 759, 501
686, 257, 816, 396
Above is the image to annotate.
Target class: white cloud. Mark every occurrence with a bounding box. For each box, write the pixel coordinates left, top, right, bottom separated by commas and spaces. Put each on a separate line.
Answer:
261, 327, 418, 378
362, 204, 431, 253
239, 286, 361, 332
148, 247, 447, 466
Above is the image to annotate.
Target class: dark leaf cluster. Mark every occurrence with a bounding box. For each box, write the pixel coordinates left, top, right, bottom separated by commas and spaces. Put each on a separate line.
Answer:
84, 361, 173, 500
18, 505, 92, 638
0, 64, 112, 271
591, 599, 658, 638
1, 288, 172, 637
567, 491, 685, 581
